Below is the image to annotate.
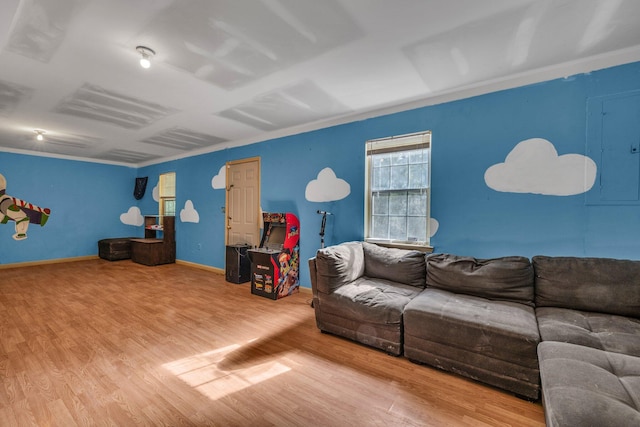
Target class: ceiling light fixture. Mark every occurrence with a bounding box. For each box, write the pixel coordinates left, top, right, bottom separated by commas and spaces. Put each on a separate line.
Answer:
136, 45, 155, 69
34, 129, 45, 141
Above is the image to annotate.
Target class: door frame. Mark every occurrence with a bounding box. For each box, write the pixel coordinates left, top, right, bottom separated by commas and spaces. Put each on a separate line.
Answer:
224, 156, 261, 246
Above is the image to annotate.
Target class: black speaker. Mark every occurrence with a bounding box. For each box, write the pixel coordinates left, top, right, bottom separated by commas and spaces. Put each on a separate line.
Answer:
226, 244, 251, 283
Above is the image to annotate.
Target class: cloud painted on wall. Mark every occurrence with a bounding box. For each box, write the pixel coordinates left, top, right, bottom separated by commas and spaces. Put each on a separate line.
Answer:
484, 138, 597, 196
211, 165, 225, 190
120, 206, 144, 226
429, 218, 439, 237
305, 167, 351, 202
152, 182, 159, 202
180, 200, 200, 223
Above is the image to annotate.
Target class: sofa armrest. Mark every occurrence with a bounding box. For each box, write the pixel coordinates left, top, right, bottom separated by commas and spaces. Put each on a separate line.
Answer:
313, 241, 365, 294
308, 257, 319, 300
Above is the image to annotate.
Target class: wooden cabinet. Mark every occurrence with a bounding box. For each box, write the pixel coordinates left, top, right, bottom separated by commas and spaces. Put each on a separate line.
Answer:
144, 215, 160, 238
131, 216, 176, 266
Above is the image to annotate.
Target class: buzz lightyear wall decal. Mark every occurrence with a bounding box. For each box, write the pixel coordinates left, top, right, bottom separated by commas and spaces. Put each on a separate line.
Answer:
0, 173, 51, 240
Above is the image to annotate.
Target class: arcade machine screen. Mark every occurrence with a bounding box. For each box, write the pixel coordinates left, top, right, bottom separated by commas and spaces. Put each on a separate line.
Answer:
264, 224, 285, 251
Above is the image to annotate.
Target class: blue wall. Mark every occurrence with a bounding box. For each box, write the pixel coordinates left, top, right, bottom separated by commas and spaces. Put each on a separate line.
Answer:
0, 152, 137, 264
3, 61, 640, 285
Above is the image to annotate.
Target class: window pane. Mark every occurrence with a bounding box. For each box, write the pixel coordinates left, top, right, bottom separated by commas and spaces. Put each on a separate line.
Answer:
409, 150, 425, 164
163, 198, 176, 216
390, 165, 408, 189
409, 164, 427, 188
372, 216, 389, 239
407, 216, 427, 242
373, 153, 391, 167
407, 191, 427, 216
389, 192, 407, 215
372, 192, 389, 215
389, 216, 407, 240
372, 166, 390, 190
391, 151, 409, 165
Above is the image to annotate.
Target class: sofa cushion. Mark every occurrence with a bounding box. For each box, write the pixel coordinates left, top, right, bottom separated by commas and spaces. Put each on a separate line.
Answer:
538, 341, 640, 427
404, 288, 539, 368
533, 256, 640, 318
362, 242, 426, 288
315, 242, 365, 294
536, 307, 640, 357
426, 254, 534, 305
319, 276, 422, 325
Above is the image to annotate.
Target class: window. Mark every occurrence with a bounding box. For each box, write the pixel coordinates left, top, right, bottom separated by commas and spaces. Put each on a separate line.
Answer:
365, 131, 431, 247
159, 172, 176, 217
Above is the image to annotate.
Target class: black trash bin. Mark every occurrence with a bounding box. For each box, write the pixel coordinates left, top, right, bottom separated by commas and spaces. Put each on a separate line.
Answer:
225, 244, 251, 283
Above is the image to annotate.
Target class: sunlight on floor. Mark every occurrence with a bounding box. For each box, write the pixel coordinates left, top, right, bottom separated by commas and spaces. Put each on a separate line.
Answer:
162, 340, 292, 400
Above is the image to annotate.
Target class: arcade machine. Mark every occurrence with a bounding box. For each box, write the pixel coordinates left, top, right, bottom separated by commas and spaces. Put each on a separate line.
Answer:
247, 212, 300, 300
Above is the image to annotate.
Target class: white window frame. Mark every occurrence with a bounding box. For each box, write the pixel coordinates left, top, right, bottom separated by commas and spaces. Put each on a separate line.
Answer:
365, 131, 432, 251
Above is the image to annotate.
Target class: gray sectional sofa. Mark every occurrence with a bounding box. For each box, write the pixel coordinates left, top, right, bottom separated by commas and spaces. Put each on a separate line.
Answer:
308, 242, 640, 425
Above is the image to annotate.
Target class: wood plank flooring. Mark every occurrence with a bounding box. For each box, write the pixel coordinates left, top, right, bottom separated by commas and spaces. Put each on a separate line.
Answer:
0, 259, 545, 426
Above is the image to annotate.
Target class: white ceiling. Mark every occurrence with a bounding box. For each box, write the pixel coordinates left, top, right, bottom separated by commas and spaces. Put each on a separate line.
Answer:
1, 0, 639, 166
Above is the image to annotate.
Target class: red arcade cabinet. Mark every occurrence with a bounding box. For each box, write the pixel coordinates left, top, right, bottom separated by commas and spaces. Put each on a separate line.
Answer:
247, 212, 300, 300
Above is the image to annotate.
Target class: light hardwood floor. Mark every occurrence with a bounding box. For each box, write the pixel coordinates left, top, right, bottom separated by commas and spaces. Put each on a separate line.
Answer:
0, 259, 545, 426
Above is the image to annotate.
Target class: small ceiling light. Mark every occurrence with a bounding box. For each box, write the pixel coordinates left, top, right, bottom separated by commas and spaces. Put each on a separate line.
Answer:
34, 129, 45, 141
136, 46, 155, 69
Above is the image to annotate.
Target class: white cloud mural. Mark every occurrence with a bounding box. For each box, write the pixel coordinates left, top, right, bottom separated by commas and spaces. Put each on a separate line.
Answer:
211, 165, 225, 190
180, 200, 200, 223
152, 182, 159, 202
484, 138, 597, 196
305, 167, 351, 202
429, 218, 439, 237
120, 206, 144, 226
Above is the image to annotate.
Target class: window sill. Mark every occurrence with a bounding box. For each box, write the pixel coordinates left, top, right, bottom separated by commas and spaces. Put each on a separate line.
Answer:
366, 239, 434, 253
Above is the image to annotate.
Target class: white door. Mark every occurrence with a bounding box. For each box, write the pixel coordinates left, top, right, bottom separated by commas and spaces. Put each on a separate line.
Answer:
226, 158, 261, 247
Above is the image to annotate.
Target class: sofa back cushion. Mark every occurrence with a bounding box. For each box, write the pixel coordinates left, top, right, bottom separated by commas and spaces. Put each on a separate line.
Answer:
533, 256, 640, 318
362, 242, 426, 288
426, 254, 534, 305
315, 242, 365, 293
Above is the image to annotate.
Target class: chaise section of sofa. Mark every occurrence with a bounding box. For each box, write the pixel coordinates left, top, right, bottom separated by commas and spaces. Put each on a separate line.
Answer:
533, 255, 640, 355
533, 256, 640, 425
309, 241, 425, 356
404, 254, 540, 399
538, 341, 640, 427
